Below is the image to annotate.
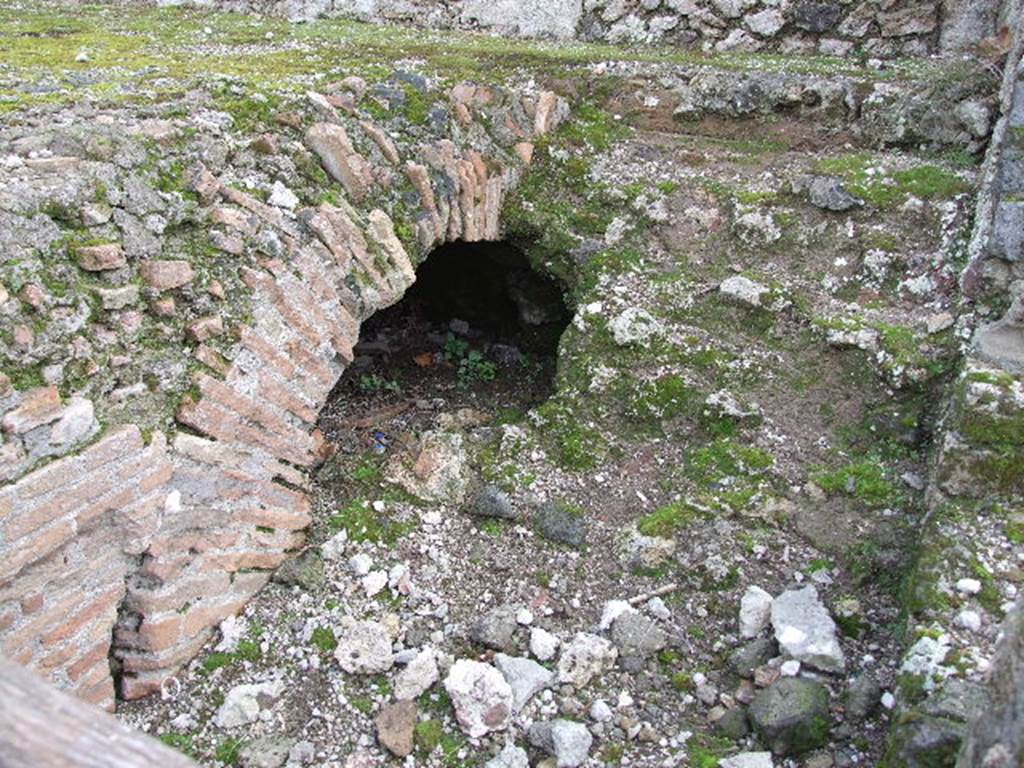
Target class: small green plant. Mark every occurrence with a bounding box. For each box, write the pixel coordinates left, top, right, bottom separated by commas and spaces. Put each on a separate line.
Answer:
415, 719, 443, 754
214, 737, 244, 766
350, 696, 374, 714
311, 626, 337, 653
358, 374, 401, 394
159, 733, 196, 758
443, 332, 469, 361
457, 350, 497, 387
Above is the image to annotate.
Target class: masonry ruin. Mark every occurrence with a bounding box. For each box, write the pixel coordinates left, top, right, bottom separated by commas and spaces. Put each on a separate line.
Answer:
0, 0, 1022, 765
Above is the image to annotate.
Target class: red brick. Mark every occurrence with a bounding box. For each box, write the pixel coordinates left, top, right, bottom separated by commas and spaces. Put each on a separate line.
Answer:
40, 584, 122, 645
135, 615, 183, 653
67, 639, 110, 682
255, 370, 318, 424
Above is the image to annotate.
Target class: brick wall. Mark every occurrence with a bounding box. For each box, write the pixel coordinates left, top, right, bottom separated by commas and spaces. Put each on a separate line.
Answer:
0, 427, 171, 710
0, 86, 566, 706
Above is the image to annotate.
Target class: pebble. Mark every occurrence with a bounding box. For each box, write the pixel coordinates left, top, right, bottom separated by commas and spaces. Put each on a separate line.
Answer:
590, 699, 614, 722
530, 627, 560, 661
956, 610, 982, 632
956, 578, 982, 595
349, 553, 373, 576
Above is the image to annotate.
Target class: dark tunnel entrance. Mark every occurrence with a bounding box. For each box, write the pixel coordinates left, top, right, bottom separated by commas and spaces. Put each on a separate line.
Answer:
317, 240, 571, 451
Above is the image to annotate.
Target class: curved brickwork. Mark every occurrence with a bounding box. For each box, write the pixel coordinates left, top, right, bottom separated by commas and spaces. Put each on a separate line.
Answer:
0, 82, 566, 705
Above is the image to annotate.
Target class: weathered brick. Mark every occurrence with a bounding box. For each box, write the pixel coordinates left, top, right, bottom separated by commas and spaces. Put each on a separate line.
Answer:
178, 397, 319, 467
241, 267, 327, 352
78, 669, 116, 711
210, 206, 256, 235
305, 122, 372, 201
135, 615, 183, 653
67, 639, 109, 682
76, 243, 126, 271
219, 185, 295, 235
238, 326, 298, 378
236, 507, 312, 531
2, 428, 142, 511
1, 590, 83, 656
255, 371, 318, 424
0, 607, 17, 632
40, 585, 122, 645
186, 315, 225, 343
197, 374, 314, 450
1, 386, 61, 435
4, 470, 116, 541
119, 674, 163, 700
38, 643, 78, 673
125, 570, 231, 617
0, 519, 75, 585
181, 589, 261, 637
196, 344, 231, 376
120, 628, 212, 676
139, 259, 196, 290
20, 593, 43, 615
201, 550, 288, 573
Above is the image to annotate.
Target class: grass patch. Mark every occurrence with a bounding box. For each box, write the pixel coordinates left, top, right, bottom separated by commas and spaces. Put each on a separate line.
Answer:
637, 501, 708, 537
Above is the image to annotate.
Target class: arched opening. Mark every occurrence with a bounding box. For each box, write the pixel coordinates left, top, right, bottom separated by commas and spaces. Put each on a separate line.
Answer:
318, 240, 570, 450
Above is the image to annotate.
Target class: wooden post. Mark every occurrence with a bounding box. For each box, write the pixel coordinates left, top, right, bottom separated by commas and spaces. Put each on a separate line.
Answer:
0, 658, 198, 768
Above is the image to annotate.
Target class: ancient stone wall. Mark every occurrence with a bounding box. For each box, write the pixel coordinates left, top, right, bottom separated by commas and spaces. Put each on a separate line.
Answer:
96, 0, 989, 56
883, 14, 1024, 764
0, 80, 567, 706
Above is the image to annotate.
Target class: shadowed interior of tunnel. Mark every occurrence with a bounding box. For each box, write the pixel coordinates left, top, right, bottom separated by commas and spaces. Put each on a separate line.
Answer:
317, 239, 571, 450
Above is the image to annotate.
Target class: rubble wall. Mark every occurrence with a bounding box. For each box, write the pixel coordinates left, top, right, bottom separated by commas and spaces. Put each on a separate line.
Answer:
87, 0, 1003, 57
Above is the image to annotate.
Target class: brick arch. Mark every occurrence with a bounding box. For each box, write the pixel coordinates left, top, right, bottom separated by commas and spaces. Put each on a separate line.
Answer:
0, 88, 568, 708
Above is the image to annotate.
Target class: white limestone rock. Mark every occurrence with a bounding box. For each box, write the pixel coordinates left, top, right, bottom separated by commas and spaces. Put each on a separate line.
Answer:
214, 680, 285, 728
444, 659, 514, 738
394, 647, 439, 700
557, 632, 618, 687
334, 620, 394, 675
494, 653, 554, 711
530, 627, 560, 661
739, 585, 773, 639
770, 586, 845, 672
